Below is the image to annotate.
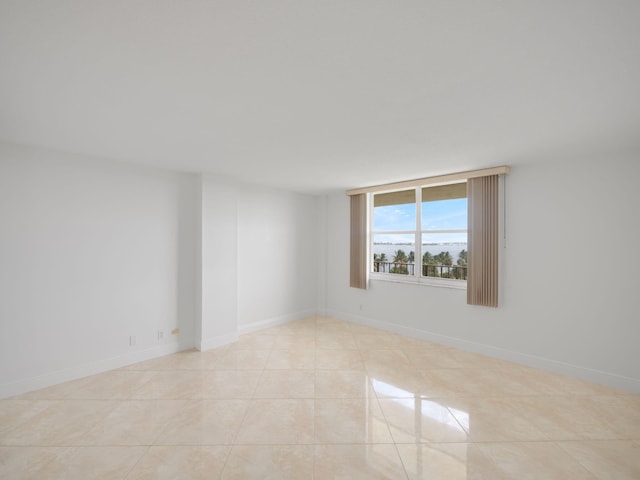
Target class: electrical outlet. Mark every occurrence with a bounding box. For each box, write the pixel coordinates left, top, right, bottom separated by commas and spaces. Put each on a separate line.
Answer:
129, 335, 136, 346
158, 330, 164, 340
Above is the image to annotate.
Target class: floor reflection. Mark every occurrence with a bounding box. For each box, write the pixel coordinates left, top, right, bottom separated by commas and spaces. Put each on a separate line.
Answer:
372, 377, 472, 478
372, 378, 469, 435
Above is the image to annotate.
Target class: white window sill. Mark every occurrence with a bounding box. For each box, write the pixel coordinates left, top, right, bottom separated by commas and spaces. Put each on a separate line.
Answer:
369, 273, 467, 290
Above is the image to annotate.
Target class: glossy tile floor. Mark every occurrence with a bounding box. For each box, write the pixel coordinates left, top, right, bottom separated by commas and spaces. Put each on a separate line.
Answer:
1, 317, 639, 479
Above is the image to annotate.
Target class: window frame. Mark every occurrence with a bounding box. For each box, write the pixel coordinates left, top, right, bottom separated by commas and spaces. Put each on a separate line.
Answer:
369, 181, 468, 290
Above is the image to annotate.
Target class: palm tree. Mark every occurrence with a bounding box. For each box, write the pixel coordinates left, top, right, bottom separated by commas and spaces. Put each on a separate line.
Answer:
391, 249, 409, 274
433, 251, 453, 278
373, 253, 388, 272
434, 251, 453, 266
393, 249, 408, 263
453, 249, 468, 280
408, 251, 415, 264
422, 251, 436, 276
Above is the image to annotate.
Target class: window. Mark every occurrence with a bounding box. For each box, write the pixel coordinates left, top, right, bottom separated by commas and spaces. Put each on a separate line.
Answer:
348, 165, 508, 306
371, 182, 468, 286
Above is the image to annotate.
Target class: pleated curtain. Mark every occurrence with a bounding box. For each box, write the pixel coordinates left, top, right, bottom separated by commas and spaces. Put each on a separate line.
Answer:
467, 174, 499, 307
349, 193, 367, 289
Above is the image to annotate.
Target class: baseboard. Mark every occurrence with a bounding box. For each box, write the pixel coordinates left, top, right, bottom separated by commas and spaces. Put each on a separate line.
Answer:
0, 340, 193, 400
238, 309, 317, 335
326, 309, 640, 393
197, 331, 239, 351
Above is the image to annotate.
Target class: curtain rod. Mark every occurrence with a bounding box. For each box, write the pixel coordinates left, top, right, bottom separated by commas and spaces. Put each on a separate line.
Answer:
346, 165, 510, 196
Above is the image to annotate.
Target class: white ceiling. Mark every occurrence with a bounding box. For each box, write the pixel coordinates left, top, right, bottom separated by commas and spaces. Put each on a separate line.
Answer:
1, 1, 639, 194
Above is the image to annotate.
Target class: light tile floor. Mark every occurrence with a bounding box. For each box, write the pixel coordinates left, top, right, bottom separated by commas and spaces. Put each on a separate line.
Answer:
1, 316, 639, 479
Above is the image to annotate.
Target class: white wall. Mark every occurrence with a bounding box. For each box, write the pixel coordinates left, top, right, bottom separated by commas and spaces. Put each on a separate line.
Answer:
316, 195, 328, 315
0, 144, 322, 397
198, 176, 319, 343
5, 140, 637, 395
0, 143, 198, 397
198, 175, 239, 349
236, 184, 318, 331
325, 155, 640, 391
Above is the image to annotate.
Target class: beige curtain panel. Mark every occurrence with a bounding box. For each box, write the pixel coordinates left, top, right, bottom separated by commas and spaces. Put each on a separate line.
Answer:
467, 174, 499, 307
350, 193, 367, 289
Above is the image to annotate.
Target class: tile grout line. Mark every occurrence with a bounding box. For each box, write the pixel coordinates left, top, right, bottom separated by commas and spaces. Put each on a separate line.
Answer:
217, 327, 276, 478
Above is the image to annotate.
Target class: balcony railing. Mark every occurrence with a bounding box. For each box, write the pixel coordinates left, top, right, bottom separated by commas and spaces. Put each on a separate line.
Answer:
372, 262, 467, 280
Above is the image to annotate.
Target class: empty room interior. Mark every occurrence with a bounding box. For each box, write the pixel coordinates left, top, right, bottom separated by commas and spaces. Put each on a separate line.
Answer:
1, 1, 639, 479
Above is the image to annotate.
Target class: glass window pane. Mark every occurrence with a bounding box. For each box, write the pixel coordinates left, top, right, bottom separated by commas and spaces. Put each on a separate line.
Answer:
372, 234, 416, 275
373, 190, 416, 232
421, 233, 467, 280
421, 197, 468, 230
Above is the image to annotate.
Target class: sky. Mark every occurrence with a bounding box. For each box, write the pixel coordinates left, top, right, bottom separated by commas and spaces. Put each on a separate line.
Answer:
373, 198, 467, 244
